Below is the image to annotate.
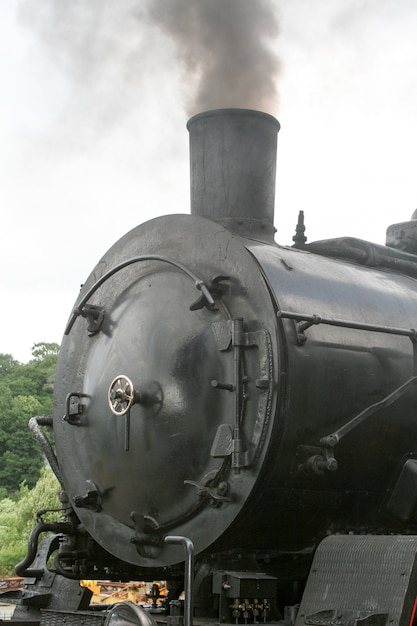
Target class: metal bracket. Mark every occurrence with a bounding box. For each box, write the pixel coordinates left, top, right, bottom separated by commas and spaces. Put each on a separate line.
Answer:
130, 512, 161, 557
190, 275, 230, 311
78, 304, 105, 336
211, 319, 273, 470
73, 480, 102, 512
184, 479, 230, 506
63, 392, 88, 426
296, 445, 338, 476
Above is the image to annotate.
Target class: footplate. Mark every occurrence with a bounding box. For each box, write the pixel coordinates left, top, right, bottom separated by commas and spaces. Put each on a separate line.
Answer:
295, 535, 417, 626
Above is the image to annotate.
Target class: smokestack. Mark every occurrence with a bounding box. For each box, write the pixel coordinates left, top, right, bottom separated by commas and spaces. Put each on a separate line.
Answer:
187, 108, 280, 242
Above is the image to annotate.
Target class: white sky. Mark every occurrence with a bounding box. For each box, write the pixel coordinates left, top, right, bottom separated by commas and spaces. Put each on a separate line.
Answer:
1, 0, 417, 363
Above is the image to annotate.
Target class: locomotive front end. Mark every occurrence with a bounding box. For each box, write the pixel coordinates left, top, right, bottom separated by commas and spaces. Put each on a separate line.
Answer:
53, 110, 282, 572
52, 109, 417, 578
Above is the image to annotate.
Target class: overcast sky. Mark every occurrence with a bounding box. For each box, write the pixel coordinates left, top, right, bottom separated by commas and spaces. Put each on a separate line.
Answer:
1, 0, 417, 363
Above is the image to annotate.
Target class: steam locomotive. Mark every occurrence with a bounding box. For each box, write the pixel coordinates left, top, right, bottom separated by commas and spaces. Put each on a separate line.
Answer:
3, 109, 417, 626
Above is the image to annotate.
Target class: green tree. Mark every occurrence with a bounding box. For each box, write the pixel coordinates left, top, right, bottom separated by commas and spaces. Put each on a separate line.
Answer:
30, 343, 60, 361
0, 468, 60, 575
0, 343, 60, 494
0, 354, 19, 374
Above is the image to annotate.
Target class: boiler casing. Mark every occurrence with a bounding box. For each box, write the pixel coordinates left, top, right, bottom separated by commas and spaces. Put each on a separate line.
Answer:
53, 212, 417, 573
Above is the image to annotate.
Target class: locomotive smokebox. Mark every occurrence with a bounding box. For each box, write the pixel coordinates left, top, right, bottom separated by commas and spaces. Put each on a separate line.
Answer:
187, 108, 280, 242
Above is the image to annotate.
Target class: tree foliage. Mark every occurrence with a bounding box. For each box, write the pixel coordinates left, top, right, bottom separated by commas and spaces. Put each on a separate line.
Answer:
0, 468, 60, 576
0, 342, 60, 494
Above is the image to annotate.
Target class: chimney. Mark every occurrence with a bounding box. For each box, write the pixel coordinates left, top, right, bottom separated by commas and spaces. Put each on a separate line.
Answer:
187, 108, 280, 242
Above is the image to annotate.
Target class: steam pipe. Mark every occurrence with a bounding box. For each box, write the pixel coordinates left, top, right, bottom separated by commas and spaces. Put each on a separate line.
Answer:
165, 536, 194, 626
15, 520, 70, 577
29, 416, 64, 488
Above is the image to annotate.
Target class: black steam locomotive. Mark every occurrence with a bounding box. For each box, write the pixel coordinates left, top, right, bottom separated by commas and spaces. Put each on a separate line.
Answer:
3, 109, 417, 625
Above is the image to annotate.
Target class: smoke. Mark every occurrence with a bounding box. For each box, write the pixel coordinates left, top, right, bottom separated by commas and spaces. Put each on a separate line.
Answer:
143, 0, 280, 115
18, 0, 280, 142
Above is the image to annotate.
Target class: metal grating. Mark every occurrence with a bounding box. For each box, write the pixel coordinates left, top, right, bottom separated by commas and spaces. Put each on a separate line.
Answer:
40, 608, 106, 625
295, 535, 417, 626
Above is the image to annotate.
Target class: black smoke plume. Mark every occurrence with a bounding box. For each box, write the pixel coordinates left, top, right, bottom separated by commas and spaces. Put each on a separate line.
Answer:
144, 0, 280, 114
18, 0, 279, 144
